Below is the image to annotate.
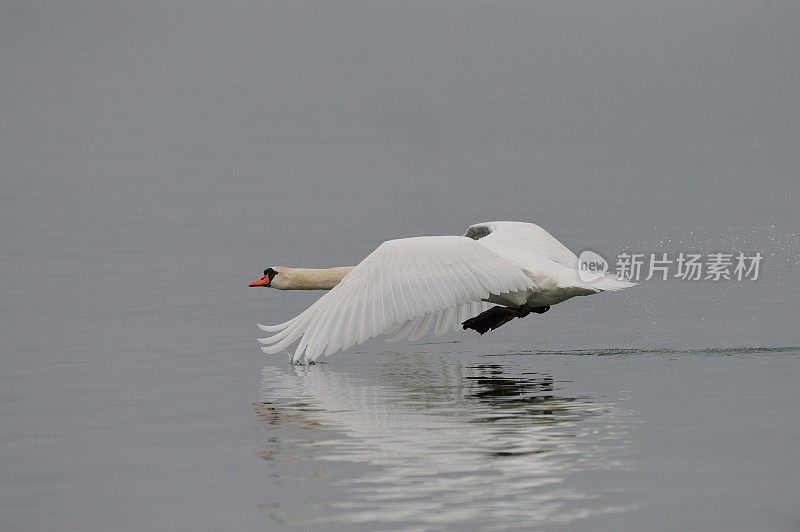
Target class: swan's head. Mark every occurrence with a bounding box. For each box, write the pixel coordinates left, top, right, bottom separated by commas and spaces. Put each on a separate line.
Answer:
249, 267, 281, 288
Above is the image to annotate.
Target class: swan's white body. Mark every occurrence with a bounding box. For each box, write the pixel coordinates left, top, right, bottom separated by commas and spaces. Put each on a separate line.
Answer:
257, 221, 635, 362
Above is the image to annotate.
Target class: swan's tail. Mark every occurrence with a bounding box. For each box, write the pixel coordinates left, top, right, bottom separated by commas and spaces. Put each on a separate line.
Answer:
590, 275, 637, 292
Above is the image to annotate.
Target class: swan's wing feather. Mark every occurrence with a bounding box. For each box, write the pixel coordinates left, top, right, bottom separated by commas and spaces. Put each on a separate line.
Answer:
463, 220, 639, 295
465, 221, 579, 268
387, 300, 494, 341
434, 306, 456, 337
259, 235, 534, 362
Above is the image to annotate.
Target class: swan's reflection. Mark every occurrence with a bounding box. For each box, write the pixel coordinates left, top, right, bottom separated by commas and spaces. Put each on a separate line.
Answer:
255, 353, 632, 529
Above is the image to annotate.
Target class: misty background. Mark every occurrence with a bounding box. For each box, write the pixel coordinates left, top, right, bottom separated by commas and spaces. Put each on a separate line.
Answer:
2, 2, 799, 530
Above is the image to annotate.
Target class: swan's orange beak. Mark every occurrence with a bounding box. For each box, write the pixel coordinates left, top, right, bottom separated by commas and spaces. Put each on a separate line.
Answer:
249, 275, 270, 287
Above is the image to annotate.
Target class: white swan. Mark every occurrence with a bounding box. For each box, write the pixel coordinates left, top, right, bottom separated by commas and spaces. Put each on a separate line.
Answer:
250, 221, 635, 362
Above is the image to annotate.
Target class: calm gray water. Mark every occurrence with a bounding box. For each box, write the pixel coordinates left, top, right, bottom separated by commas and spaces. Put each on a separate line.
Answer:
2, 2, 799, 530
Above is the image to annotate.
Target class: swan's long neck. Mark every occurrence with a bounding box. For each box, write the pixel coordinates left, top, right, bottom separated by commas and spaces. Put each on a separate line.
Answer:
276, 267, 354, 290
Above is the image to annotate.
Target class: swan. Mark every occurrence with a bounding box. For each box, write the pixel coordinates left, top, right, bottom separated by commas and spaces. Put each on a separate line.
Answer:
250, 221, 635, 363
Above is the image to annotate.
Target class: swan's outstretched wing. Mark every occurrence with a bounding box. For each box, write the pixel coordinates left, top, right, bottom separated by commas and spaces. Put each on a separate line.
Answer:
465, 221, 635, 293
258, 236, 535, 362
464, 221, 579, 268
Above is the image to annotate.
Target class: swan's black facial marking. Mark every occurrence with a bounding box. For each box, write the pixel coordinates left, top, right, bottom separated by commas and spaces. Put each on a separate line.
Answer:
250, 267, 278, 287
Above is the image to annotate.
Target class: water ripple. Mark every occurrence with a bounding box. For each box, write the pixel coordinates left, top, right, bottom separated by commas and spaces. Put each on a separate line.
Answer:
255, 353, 635, 529
490, 346, 800, 357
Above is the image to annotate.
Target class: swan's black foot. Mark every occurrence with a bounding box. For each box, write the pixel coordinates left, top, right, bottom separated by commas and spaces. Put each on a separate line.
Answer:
462, 305, 547, 335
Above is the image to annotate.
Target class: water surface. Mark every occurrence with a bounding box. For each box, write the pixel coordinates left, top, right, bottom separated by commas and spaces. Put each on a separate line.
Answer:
2, 2, 799, 530
253, 349, 800, 530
